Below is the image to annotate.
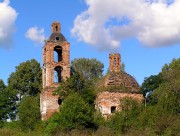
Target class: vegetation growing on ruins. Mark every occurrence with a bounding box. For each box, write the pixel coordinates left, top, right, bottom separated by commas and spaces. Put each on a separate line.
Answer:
95, 71, 140, 94
0, 58, 180, 136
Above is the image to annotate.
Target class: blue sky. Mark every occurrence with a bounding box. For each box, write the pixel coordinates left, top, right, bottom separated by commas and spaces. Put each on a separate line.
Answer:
0, 0, 180, 85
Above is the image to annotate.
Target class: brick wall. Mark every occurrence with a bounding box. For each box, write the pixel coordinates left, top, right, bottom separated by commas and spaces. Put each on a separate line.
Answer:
40, 22, 70, 120
95, 91, 144, 117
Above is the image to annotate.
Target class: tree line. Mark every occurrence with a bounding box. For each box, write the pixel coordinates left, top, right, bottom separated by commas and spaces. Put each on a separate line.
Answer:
0, 58, 179, 136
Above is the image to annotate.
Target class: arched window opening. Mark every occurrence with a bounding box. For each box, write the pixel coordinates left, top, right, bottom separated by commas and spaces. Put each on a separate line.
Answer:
58, 98, 62, 105
55, 26, 58, 32
54, 46, 62, 62
54, 66, 62, 83
111, 106, 116, 113
114, 58, 117, 66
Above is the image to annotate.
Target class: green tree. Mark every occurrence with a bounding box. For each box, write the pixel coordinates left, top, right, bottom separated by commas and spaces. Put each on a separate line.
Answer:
58, 93, 94, 129
154, 58, 180, 114
0, 80, 7, 127
0, 80, 6, 91
55, 72, 95, 106
18, 96, 41, 131
56, 58, 103, 105
107, 97, 143, 134
8, 59, 42, 100
140, 73, 163, 96
137, 58, 180, 135
71, 58, 104, 81
45, 93, 94, 135
0, 80, 17, 127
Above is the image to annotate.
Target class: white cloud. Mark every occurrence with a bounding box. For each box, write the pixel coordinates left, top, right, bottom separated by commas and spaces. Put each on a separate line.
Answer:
71, 0, 180, 51
0, 0, 18, 48
25, 27, 46, 45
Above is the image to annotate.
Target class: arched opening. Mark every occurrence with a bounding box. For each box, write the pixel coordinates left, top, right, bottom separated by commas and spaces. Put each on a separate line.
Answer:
111, 106, 116, 113
54, 46, 62, 62
55, 26, 58, 32
54, 66, 62, 83
58, 98, 62, 105
114, 58, 117, 66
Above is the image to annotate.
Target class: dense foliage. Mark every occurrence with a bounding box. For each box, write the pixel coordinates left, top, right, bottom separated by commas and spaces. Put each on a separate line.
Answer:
8, 59, 42, 99
140, 73, 163, 96
0, 59, 42, 132
0, 80, 17, 127
55, 72, 96, 106
0, 80, 7, 125
18, 96, 41, 131
44, 93, 95, 135
0, 58, 180, 136
71, 58, 104, 81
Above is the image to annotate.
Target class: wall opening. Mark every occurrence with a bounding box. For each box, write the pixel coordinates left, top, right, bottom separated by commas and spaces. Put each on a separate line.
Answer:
114, 58, 117, 66
55, 26, 58, 32
111, 106, 116, 113
54, 46, 62, 62
56, 37, 59, 41
54, 66, 62, 83
58, 98, 62, 105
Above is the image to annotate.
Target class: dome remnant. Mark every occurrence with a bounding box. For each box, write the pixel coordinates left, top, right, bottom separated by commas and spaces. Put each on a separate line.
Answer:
95, 53, 143, 117
48, 21, 66, 42
98, 71, 140, 93
96, 53, 140, 93
49, 33, 66, 42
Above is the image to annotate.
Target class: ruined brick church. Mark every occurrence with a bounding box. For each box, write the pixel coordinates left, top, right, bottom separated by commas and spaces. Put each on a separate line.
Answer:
40, 21, 143, 120
40, 21, 70, 120
95, 54, 143, 117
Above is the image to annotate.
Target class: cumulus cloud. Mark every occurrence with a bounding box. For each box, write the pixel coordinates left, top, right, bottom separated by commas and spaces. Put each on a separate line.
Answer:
25, 27, 46, 45
0, 0, 18, 48
71, 0, 180, 51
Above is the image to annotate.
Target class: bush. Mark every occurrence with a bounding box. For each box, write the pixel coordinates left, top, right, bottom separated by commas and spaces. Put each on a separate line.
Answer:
92, 126, 116, 136
3, 121, 20, 130
18, 96, 41, 131
106, 97, 143, 134
0, 128, 44, 136
0, 128, 17, 136
44, 93, 95, 135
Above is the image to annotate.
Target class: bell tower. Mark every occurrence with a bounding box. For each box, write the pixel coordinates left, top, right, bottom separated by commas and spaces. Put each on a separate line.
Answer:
40, 21, 70, 120
109, 53, 121, 72
51, 21, 61, 33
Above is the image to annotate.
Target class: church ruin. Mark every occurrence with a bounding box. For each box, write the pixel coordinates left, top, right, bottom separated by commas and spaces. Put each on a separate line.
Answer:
95, 53, 143, 117
40, 21, 143, 120
40, 21, 70, 120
